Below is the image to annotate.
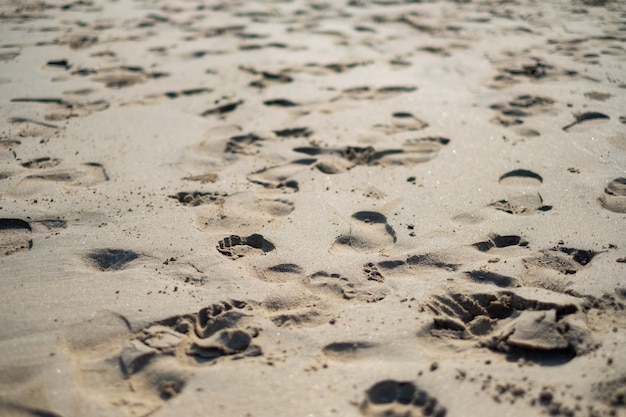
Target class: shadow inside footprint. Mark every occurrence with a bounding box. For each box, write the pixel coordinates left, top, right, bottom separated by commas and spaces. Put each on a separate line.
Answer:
323, 341, 376, 361
473, 233, 528, 252
373, 112, 429, 134
331, 211, 396, 254
257, 263, 303, 283
360, 380, 446, 417
0, 218, 32, 256
216, 234, 275, 258
86, 248, 140, 271
465, 270, 518, 288
247, 158, 317, 192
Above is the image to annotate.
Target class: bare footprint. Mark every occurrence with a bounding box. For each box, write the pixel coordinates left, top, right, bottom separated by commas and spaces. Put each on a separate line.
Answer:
330, 211, 396, 254
521, 246, 599, 292
261, 290, 333, 328
598, 177, 626, 213
0, 219, 32, 256
118, 298, 262, 408
191, 192, 294, 235
169, 191, 227, 207
216, 234, 276, 259
304, 271, 357, 301
490, 169, 551, 215
360, 380, 447, 417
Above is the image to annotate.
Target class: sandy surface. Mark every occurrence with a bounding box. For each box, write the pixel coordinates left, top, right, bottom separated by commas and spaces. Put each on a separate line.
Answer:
1, 0, 625, 416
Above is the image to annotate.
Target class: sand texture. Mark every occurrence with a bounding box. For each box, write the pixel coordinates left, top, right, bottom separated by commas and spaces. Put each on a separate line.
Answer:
1, 0, 625, 416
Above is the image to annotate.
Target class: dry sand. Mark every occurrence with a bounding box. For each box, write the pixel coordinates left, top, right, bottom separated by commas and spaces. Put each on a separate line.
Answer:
1, 0, 625, 416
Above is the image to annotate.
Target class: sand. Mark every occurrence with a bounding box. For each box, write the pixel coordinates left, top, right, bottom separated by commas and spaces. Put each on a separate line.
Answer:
1, 0, 625, 416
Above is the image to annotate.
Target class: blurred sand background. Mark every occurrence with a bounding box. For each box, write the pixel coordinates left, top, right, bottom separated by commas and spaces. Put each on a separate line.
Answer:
1, 0, 625, 416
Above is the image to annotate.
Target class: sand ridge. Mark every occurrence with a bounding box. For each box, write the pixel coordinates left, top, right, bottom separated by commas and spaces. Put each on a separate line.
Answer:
0, 0, 625, 416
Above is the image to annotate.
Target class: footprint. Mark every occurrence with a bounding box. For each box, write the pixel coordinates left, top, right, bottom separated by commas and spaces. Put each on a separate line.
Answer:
521, 246, 599, 286
121, 300, 261, 381
273, 127, 312, 138
360, 380, 447, 417
489, 95, 554, 135
216, 234, 276, 259
10, 97, 109, 121
465, 270, 518, 288
487, 56, 577, 89
376, 137, 449, 166
191, 193, 293, 236
423, 288, 596, 361
181, 173, 218, 184
330, 211, 396, 254
341, 85, 417, 101
263, 98, 299, 107
85, 248, 141, 271
11, 162, 108, 197
373, 112, 428, 134
490, 169, 552, 215
7, 117, 60, 138
21, 157, 62, 169
239, 66, 293, 88
261, 291, 333, 328
256, 198, 294, 217
256, 263, 304, 283
472, 233, 528, 252
201, 100, 244, 117
0, 218, 32, 256
304, 271, 357, 300
247, 158, 317, 192
91, 66, 168, 89
598, 177, 626, 213
224, 133, 265, 155
57, 33, 98, 50
375, 253, 460, 275
322, 341, 377, 361
363, 262, 385, 283
122, 301, 259, 369
294, 137, 449, 174
286, 60, 372, 76
169, 191, 227, 207
151, 87, 213, 100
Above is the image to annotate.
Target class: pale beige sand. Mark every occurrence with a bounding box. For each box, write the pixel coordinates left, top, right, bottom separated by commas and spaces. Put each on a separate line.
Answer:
1, 0, 625, 416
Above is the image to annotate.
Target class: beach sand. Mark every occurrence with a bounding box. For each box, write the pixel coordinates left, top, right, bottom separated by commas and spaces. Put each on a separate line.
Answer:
1, 0, 625, 416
